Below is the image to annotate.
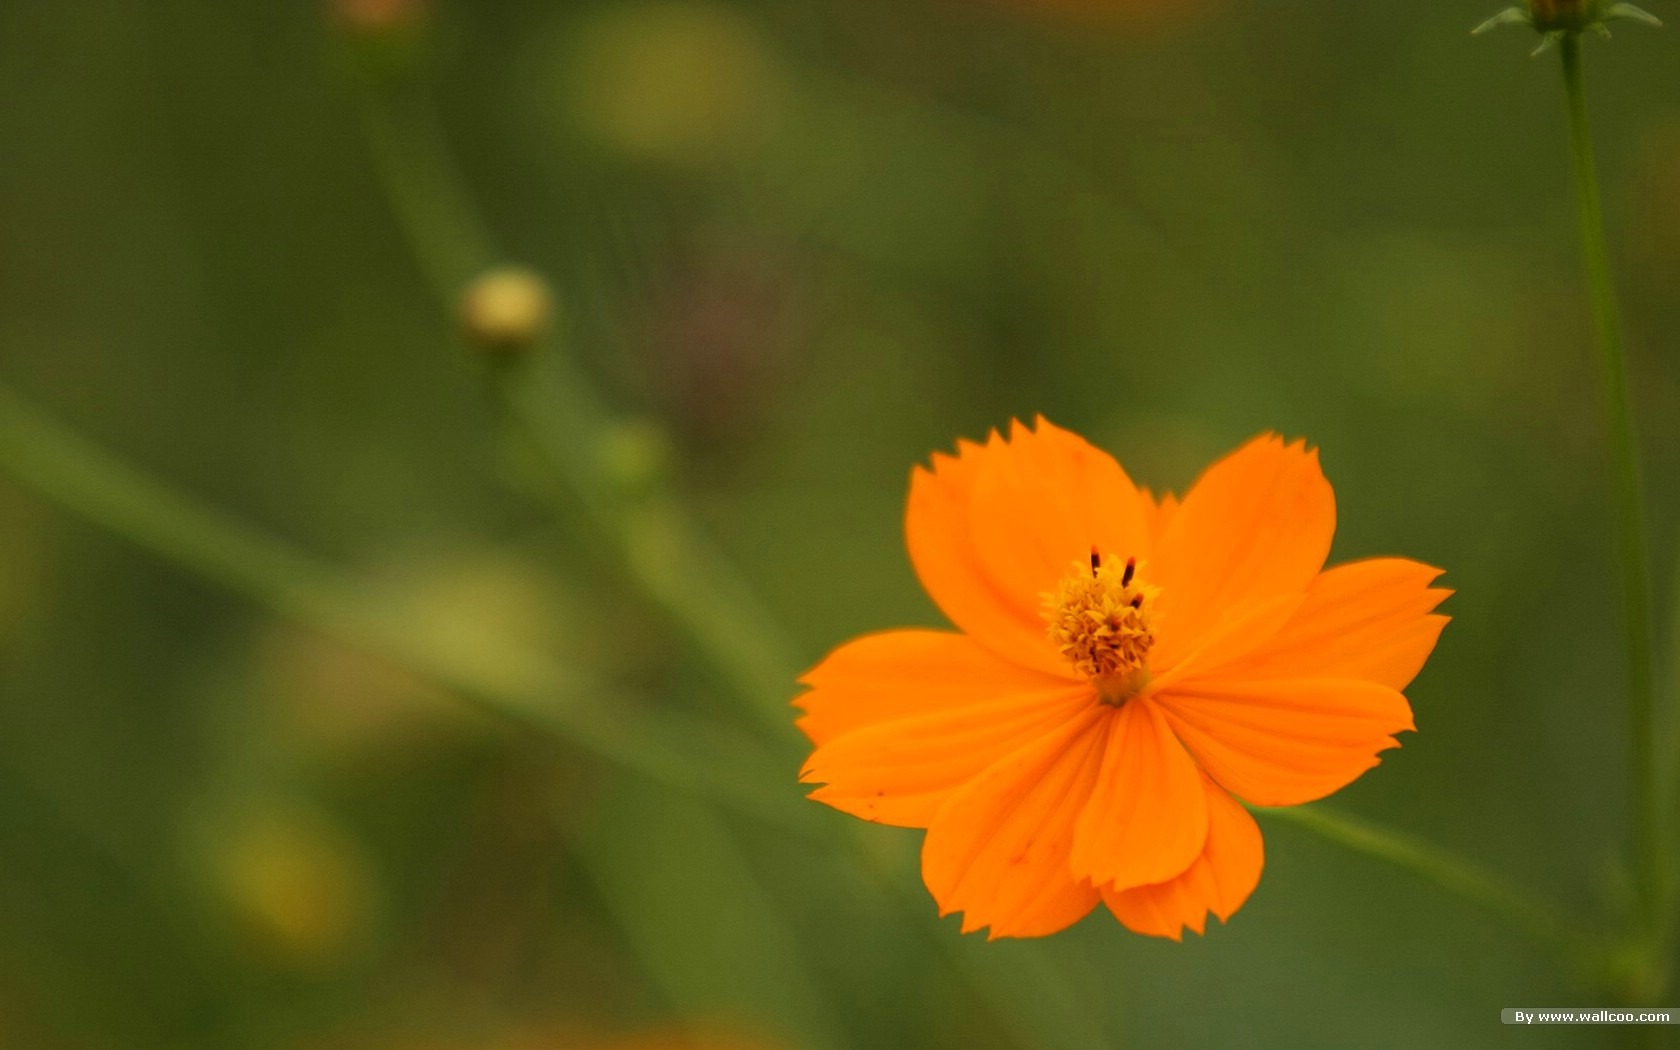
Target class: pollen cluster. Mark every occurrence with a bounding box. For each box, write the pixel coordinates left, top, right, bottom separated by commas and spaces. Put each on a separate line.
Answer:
1043, 551, 1158, 704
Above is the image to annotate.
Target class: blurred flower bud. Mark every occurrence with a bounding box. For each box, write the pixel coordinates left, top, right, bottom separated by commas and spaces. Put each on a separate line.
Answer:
1474, 0, 1660, 42
1533, 0, 1597, 29
459, 267, 555, 357
329, 0, 432, 82
330, 0, 429, 36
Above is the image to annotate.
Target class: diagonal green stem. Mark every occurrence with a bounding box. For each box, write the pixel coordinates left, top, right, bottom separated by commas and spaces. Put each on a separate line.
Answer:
355, 88, 499, 300
0, 380, 861, 1048
0, 383, 812, 836
1259, 805, 1599, 957
1558, 34, 1665, 956
491, 351, 804, 737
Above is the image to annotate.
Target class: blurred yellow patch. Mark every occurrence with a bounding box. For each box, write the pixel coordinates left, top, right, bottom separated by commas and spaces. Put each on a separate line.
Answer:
254, 623, 466, 766
204, 801, 380, 970
568, 1, 786, 166
254, 546, 580, 764
375, 547, 578, 700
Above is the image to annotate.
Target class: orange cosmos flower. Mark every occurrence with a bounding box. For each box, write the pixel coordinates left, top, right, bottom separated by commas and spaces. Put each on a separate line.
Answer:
795, 419, 1449, 940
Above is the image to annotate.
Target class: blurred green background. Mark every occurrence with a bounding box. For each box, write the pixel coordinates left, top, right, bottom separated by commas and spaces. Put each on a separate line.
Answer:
1, 0, 1678, 1047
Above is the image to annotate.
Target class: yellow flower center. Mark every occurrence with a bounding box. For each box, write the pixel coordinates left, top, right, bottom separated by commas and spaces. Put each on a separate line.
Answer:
1043, 550, 1159, 705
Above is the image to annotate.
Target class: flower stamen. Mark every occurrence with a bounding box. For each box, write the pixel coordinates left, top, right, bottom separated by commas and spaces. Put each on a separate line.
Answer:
1043, 551, 1160, 705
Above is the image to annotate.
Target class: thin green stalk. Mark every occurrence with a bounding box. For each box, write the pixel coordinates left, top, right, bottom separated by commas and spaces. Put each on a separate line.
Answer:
493, 351, 805, 737
356, 88, 499, 302
357, 86, 799, 740
0, 373, 853, 1048
1259, 805, 1598, 957
1559, 33, 1665, 953
0, 383, 811, 836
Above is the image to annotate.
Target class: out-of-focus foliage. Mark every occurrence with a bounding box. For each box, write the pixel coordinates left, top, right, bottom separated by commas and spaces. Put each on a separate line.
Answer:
0, 0, 1676, 1047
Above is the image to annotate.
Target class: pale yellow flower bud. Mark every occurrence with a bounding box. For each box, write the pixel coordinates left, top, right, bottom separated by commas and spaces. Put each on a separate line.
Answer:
459, 267, 555, 357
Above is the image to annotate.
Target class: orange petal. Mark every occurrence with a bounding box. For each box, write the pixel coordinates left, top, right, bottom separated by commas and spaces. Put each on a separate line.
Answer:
964, 418, 1154, 618
1102, 776, 1264, 940
1238, 559, 1451, 691
795, 629, 1078, 746
1145, 591, 1304, 694
907, 442, 1070, 677
1152, 677, 1414, 807
921, 709, 1107, 939
800, 684, 1092, 828
906, 419, 1154, 676
1149, 435, 1335, 668
1070, 698, 1208, 891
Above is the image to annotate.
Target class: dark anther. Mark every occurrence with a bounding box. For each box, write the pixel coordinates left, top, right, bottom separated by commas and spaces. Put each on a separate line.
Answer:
1121, 557, 1137, 587
1089, 547, 1101, 576
1130, 595, 1144, 609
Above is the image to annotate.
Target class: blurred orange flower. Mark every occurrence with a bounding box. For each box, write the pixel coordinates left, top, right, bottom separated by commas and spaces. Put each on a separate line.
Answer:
330, 0, 429, 34
796, 419, 1449, 939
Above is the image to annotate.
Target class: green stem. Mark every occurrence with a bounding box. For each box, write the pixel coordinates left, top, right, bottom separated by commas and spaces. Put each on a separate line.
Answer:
1559, 34, 1665, 955
0, 383, 811, 837
493, 352, 804, 738
355, 88, 499, 300
1259, 805, 1597, 957
356, 84, 802, 739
